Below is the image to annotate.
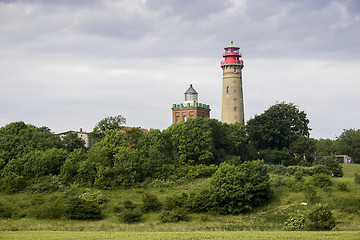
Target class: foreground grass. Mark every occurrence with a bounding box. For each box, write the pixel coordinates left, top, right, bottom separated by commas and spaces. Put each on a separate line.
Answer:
0, 164, 359, 232
1, 231, 360, 240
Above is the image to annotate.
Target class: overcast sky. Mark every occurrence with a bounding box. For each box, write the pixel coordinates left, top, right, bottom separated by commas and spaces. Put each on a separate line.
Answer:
1, 0, 359, 139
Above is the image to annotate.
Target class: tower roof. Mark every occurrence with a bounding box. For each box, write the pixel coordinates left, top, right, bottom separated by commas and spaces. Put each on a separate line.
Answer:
184, 84, 198, 94
225, 41, 240, 49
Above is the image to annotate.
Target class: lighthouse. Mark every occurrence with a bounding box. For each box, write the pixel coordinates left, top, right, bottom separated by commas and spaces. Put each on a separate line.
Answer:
221, 41, 245, 125
171, 84, 211, 124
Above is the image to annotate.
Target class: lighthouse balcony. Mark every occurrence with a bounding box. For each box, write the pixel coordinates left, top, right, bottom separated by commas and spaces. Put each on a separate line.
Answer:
223, 52, 242, 57
172, 103, 210, 109
221, 59, 244, 66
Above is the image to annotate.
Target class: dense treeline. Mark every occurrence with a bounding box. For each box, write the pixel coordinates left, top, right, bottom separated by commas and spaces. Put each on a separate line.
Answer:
0, 102, 358, 224
1, 102, 358, 193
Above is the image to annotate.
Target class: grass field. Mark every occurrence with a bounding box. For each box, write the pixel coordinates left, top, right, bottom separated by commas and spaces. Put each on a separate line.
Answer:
1, 231, 360, 240
0, 164, 359, 236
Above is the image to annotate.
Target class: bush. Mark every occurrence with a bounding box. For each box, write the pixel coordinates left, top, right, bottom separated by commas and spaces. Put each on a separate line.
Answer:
303, 181, 317, 203
118, 209, 143, 223
63, 196, 103, 220
311, 165, 329, 175
268, 165, 289, 176
313, 157, 343, 177
271, 175, 285, 187
210, 161, 272, 214
26, 175, 63, 193
354, 173, 360, 184
312, 173, 332, 188
0, 202, 12, 219
335, 198, 360, 214
0, 172, 26, 193
307, 204, 336, 231
186, 189, 213, 213
336, 182, 349, 191
141, 193, 162, 213
163, 193, 188, 211
159, 208, 189, 223
284, 213, 306, 231
29, 200, 64, 219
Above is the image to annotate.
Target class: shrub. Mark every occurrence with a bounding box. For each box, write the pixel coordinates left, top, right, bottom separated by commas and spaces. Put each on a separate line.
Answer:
159, 208, 189, 223
307, 204, 336, 231
311, 165, 329, 175
118, 209, 143, 223
186, 189, 213, 213
63, 196, 103, 220
268, 165, 289, 176
0, 202, 12, 219
271, 175, 286, 187
303, 181, 317, 203
123, 200, 136, 210
312, 173, 332, 188
141, 193, 162, 213
26, 175, 63, 193
284, 213, 306, 231
29, 200, 64, 219
336, 182, 349, 192
354, 173, 360, 184
77, 188, 107, 205
210, 161, 272, 214
313, 157, 343, 177
163, 193, 188, 211
336, 198, 360, 214
0, 172, 26, 193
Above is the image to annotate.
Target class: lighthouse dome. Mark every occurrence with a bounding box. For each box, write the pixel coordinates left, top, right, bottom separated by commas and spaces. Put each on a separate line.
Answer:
184, 84, 198, 102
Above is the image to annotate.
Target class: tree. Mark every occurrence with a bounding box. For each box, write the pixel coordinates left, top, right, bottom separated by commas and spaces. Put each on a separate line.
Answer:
164, 118, 238, 166
209, 160, 272, 214
90, 115, 126, 140
336, 129, 360, 163
315, 138, 337, 156
61, 132, 85, 152
288, 135, 316, 165
313, 156, 343, 177
307, 204, 336, 231
246, 102, 311, 150
0, 122, 62, 166
60, 149, 87, 184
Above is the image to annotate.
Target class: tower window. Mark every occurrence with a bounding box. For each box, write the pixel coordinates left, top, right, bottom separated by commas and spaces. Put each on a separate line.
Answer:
226, 86, 230, 94
234, 67, 237, 73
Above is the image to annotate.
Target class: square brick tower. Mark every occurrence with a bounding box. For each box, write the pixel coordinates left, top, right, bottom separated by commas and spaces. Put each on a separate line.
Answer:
171, 84, 211, 124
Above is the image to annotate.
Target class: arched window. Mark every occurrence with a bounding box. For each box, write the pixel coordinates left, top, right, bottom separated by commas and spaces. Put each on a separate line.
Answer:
226, 86, 230, 94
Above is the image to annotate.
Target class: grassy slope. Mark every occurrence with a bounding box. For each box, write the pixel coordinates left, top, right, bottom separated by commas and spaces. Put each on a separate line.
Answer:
1, 231, 360, 240
0, 164, 359, 232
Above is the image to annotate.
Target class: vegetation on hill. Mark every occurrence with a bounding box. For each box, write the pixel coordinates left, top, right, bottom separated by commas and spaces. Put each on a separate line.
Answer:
0, 102, 359, 231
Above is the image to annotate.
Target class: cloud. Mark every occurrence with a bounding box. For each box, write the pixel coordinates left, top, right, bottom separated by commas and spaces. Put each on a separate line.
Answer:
0, 0, 359, 139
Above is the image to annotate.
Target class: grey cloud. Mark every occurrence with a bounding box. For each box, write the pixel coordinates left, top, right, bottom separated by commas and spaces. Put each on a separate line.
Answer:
0, 0, 359, 139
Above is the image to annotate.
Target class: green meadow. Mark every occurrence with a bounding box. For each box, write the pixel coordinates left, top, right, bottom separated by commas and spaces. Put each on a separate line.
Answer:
1, 231, 360, 240
1, 164, 360, 239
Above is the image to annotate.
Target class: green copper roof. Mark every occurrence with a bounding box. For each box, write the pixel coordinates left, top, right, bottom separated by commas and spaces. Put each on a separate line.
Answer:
227, 41, 238, 48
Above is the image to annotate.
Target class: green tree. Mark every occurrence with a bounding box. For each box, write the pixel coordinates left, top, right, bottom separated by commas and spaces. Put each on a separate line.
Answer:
336, 129, 360, 163
246, 102, 311, 150
288, 135, 316, 165
315, 138, 337, 156
0, 122, 62, 166
60, 148, 87, 184
307, 204, 336, 231
164, 118, 238, 166
61, 132, 85, 152
210, 160, 272, 214
313, 156, 343, 177
90, 115, 126, 140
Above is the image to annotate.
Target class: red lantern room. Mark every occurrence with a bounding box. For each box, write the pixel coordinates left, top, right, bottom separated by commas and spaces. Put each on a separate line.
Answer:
221, 41, 244, 66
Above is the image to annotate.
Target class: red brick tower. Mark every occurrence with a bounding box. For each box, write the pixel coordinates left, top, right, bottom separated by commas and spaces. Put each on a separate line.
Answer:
171, 84, 210, 124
